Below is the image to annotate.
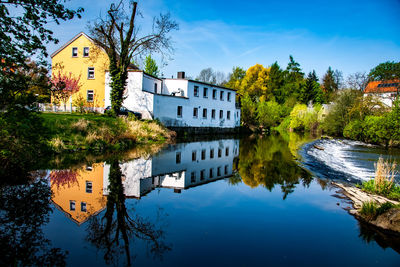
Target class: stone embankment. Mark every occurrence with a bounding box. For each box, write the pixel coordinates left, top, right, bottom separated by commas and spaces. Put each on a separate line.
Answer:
333, 182, 400, 233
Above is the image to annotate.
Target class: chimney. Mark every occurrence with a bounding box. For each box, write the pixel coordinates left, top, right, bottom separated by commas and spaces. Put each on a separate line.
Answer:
177, 71, 185, 79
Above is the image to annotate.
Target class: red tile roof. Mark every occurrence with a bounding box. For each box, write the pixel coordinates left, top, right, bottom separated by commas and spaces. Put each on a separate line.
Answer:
364, 80, 399, 93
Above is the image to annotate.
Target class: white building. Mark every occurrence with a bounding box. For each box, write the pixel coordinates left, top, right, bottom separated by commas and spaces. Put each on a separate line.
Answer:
363, 80, 399, 107
103, 138, 240, 198
105, 71, 241, 129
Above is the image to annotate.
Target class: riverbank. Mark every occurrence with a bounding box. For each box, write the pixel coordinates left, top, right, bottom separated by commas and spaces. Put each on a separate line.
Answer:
41, 113, 175, 153
333, 182, 400, 233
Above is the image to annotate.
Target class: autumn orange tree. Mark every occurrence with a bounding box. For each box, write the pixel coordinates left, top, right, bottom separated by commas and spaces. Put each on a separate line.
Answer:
51, 72, 81, 111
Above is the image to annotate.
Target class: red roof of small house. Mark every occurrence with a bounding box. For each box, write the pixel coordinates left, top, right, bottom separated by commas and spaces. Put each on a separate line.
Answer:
364, 80, 399, 93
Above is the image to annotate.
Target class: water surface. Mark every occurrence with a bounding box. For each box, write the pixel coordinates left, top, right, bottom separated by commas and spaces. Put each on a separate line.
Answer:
1, 134, 399, 266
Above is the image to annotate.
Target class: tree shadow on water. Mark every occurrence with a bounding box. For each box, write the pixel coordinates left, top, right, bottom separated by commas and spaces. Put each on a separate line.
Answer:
0, 178, 67, 266
85, 159, 171, 266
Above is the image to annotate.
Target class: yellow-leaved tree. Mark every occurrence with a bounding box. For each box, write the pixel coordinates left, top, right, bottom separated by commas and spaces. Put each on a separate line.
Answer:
239, 64, 271, 99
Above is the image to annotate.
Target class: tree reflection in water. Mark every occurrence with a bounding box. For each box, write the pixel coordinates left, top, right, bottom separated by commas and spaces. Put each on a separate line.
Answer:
0, 177, 67, 266
236, 134, 313, 199
86, 160, 170, 266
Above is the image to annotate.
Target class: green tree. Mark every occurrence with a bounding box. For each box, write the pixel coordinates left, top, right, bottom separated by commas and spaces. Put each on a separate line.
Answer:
144, 54, 160, 77
0, 0, 83, 181
299, 71, 324, 104
267, 62, 285, 104
225, 66, 246, 90
368, 61, 400, 81
90, 1, 178, 115
282, 55, 304, 100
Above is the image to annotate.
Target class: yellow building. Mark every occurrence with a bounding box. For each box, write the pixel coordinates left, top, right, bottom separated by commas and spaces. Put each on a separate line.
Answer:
51, 32, 109, 112
50, 163, 107, 225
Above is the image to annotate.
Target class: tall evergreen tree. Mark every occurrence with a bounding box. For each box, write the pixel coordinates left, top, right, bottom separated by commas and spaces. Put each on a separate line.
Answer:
300, 71, 323, 104
282, 55, 304, 101
268, 62, 285, 103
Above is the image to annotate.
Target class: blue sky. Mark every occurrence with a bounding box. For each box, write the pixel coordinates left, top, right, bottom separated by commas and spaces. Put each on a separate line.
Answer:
47, 0, 400, 80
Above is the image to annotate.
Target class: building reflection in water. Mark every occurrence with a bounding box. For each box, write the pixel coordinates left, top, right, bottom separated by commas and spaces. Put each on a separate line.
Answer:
50, 139, 240, 223
103, 139, 240, 198
50, 163, 107, 225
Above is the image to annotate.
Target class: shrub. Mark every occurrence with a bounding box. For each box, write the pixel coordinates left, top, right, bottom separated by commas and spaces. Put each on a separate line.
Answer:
257, 100, 282, 129
343, 120, 364, 140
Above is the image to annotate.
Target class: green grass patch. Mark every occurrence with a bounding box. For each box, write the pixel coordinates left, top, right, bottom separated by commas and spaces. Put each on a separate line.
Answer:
361, 179, 400, 201
40, 113, 173, 153
360, 201, 400, 221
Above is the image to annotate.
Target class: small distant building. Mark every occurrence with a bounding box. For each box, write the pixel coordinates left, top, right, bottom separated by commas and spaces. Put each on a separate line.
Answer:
364, 80, 399, 107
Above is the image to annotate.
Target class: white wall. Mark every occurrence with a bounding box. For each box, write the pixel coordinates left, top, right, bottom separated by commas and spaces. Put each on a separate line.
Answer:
162, 79, 188, 96
364, 92, 396, 107
105, 71, 155, 119
155, 80, 240, 128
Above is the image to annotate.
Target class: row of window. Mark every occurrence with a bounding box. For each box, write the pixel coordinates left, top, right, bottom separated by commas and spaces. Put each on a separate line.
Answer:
190, 165, 230, 183
177, 106, 231, 120
72, 47, 90, 57
175, 147, 231, 164
193, 86, 232, 101
70, 201, 87, 212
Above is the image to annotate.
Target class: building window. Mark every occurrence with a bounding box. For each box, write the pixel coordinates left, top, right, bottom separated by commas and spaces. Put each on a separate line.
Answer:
200, 169, 205, 180
227, 92, 231, 102
86, 181, 92, 193
193, 107, 198, 118
225, 165, 229, 175
211, 109, 216, 119
154, 83, 158, 93
70, 201, 76, 211
209, 168, 213, 178
219, 110, 223, 119
191, 172, 196, 183
201, 149, 206, 160
176, 152, 181, 164
88, 67, 95, 79
220, 91, 224, 101
177, 106, 182, 118
210, 148, 214, 158
203, 87, 208, 98
217, 166, 221, 176
81, 202, 87, 212
83, 47, 89, 57
192, 150, 197, 161
227, 111, 231, 120
87, 90, 94, 102
72, 47, 78, 57
213, 89, 217, 99
203, 108, 207, 119
194, 86, 199, 97
225, 147, 229, 156
218, 148, 222, 158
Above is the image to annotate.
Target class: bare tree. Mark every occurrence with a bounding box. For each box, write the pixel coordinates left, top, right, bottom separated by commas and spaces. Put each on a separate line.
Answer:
196, 67, 216, 84
346, 72, 368, 91
89, 1, 178, 114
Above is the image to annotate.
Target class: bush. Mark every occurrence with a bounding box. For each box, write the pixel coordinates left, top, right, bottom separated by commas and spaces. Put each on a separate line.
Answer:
343, 120, 364, 140
257, 100, 282, 129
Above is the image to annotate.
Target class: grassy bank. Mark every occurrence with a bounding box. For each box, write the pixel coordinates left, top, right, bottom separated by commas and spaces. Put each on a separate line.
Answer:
41, 113, 174, 153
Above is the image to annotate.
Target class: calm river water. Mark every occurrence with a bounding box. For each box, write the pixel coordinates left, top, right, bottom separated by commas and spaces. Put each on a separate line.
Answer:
1, 134, 400, 266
